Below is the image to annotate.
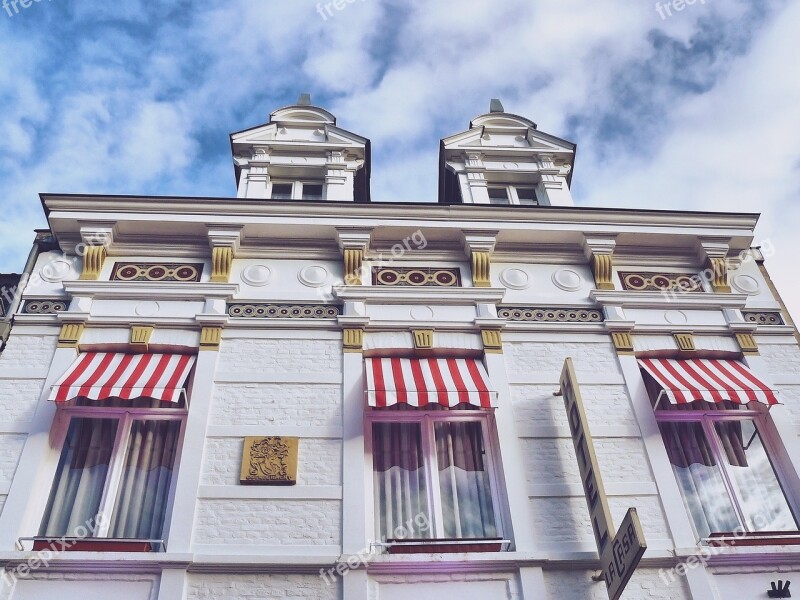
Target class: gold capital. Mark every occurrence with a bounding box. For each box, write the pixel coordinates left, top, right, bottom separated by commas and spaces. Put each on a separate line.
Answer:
343, 248, 364, 286
343, 328, 364, 353
211, 246, 234, 283
200, 326, 223, 351
471, 251, 491, 288
80, 246, 107, 280
592, 253, 615, 290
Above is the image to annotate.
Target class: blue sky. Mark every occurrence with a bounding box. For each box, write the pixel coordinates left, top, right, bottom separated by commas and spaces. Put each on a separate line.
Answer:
1, 0, 799, 315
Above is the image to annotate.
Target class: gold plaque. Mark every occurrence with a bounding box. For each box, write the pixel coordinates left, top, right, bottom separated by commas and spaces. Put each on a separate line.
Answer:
240, 436, 298, 485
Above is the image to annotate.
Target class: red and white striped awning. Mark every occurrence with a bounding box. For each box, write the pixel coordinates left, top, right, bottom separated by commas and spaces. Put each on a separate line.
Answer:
365, 358, 496, 409
49, 353, 196, 403
639, 358, 779, 405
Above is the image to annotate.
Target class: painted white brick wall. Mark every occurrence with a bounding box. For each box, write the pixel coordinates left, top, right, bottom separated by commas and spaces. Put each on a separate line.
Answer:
523, 438, 653, 486
202, 437, 342, 486
368, 572, 520, 600
759, 342, 800, 376
217, 338, 342, 374
194, 499, 341, 545
0, 334, 58, 370
530, 495, 671, 544
186, 574, 340, 600
0, 379, 44, 423
544, 568, 692, 599
211, 384, 342, 428
504, 341, 622, 379
0, 434, 27, 486
511, 384, 638, 430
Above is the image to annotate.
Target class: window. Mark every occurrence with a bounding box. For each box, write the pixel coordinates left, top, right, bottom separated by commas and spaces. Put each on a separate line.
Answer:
270, 181, 325, 200
487, 187, 510, 205
39, 397, 185, 544
487, 185, 539, 206
652, 395, 798, 539
370, 407, 500, 542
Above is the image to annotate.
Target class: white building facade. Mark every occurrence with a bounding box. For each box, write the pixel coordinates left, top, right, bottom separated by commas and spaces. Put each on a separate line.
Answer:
0, 99, 799, 600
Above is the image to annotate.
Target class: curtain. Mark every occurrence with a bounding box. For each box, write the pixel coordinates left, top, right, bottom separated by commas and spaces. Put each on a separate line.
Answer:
372, 422, 430, 541
658, 420, 739, 538
40, 418, 118, 537
435, 421, 496, 539
109, 420, 182, 539
713, 420, 797, 532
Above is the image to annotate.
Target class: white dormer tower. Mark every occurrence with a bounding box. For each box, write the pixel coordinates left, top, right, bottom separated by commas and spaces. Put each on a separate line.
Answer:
439, 99, 576, 206
231, 94, 371, 202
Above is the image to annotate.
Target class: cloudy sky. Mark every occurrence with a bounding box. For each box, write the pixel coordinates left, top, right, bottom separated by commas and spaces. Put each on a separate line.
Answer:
1, 0, 799, 317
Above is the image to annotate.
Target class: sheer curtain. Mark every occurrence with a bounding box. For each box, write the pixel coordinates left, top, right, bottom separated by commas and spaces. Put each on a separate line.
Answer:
40, 418, 118, 537
435, 421, 496, 538
372, 422, 430, 540
110, 420, 182, 539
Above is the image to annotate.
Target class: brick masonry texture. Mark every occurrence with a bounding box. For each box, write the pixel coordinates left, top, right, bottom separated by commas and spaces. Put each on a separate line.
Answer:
530, 495, 670, 543
511, 384, 638, 430
0, 334, 58, 370
194, 499, 341, 545
759, 343, 800, 376
368, 572, 519, 600
202, 437, 342, 486
211, 383, 342, 428
503, 341, 622, 380
187, 574, 340, 600
0, 434, 27, 487
217, 338, 342, 374
0, 379, 45, 424
523, 438, 653, 485
544, 568, 692, 599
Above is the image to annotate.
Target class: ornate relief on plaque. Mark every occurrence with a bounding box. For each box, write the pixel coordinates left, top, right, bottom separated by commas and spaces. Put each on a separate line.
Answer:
372, 266, 461, 287
240, 436, 298, 485
619, 272, 703, 293
111, 263, 203, 282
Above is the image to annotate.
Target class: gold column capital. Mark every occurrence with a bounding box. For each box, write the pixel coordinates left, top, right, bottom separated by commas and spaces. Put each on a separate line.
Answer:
591, 253, 615, 290
736, 332, 759, 355
211, 246, 234, 283
611, 331, 635, 354
343, 248, 365, 286
481, 329, 503, 354
58, 323, 85, 348
412, 329, 434, 350
79, 245, 107, 281
200, 326, 223, 351
130, 326, 154, 352
343, 328, 364, 353
674, 333, 696, 352
471, 250, 492, 288
707, 256, 732, 293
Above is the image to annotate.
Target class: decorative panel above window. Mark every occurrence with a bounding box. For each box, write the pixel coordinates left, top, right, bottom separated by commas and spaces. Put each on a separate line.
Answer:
742, 311, 785, 326
111, 263, 203, 282
21, 299, 69, 315
498, 306, 604, 323
619, 272, 703, 293
372, 267, 461, 287
227, 303, 341, 319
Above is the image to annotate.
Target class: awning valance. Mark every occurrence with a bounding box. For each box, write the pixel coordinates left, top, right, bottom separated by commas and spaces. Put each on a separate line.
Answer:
365, 357, 496, 409
639, 358, 778, 405
49, 353, 196, 403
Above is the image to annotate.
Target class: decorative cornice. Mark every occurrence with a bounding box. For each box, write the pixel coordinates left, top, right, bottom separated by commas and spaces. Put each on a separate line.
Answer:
63, 281, 238, 301
590, 290, 748, 310
334, 287, 506, 305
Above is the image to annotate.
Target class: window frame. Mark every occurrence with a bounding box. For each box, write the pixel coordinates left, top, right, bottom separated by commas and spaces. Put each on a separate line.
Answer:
654, 402, 800, 538
365, 407, 506, 541
486, 184, 540, 206
269, 180, 325, 201
43, 402, 187, 541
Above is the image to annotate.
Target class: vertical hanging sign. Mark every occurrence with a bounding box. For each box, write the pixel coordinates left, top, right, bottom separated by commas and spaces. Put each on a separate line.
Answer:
560, 358, 647, 600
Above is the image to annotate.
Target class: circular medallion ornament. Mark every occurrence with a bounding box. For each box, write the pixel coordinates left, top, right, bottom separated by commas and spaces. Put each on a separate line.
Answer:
40, 259, 75, 283
298, 266, 330, 287
731, 274, 761, 295
410, 306, 435, 321
500, 268, 531, 290
552, 269, 583, 292
664, 310, 688, 325
135, 301, 160, 317
241, 265, 273, 287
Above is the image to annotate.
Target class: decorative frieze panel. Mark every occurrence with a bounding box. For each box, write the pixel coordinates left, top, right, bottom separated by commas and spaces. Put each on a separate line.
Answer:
742, 311, 785, 326
619, 272, 703, 293
227, 303, 341, 319
21, 299, 68, 315
498, 306, 604, 323
372, 267, 461, 287
240, 436, 298, 485
111, 263, 203, 282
